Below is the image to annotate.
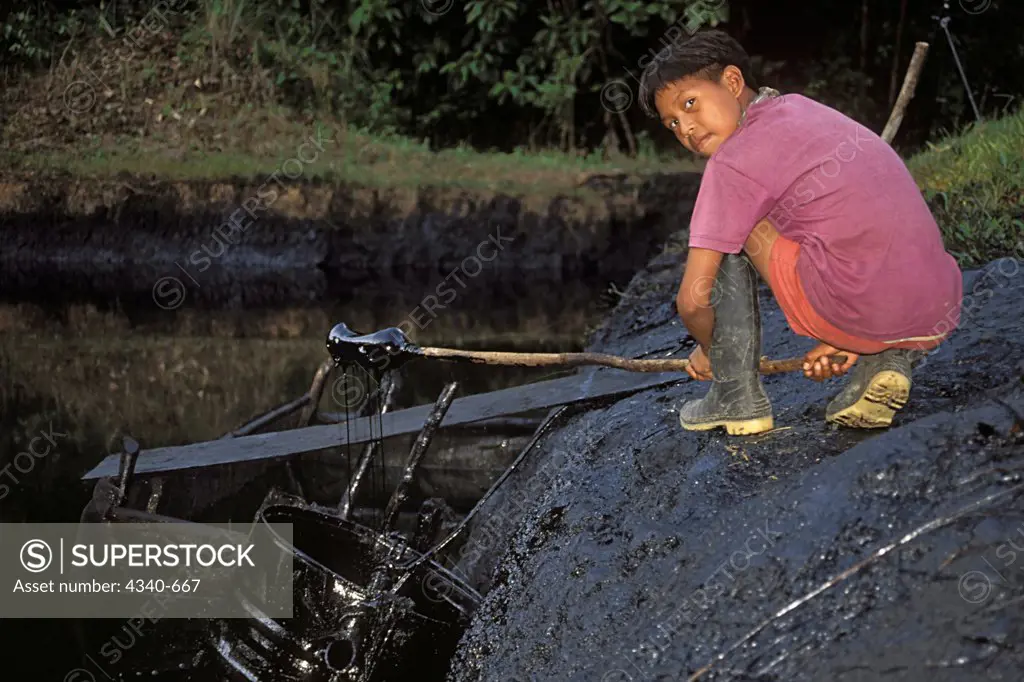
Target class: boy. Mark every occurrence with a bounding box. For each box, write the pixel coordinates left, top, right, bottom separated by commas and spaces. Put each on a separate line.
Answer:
638, 30, 963, 434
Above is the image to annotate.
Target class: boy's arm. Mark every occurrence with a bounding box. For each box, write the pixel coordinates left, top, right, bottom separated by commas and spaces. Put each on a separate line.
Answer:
676, 247, 723, 351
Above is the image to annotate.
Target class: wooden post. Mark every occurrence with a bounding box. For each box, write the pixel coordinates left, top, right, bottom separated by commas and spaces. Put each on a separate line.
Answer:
881, 42, 930, 145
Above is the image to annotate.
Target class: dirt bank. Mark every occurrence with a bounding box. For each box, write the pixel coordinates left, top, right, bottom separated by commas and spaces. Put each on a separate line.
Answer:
446, 248, 1024, 681
0, 172, 700, 286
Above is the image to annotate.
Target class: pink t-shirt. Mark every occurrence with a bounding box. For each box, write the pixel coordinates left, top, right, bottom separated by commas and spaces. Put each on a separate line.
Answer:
688, 93, 963, 342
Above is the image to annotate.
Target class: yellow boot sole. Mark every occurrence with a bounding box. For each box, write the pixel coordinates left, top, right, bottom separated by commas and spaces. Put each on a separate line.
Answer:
826, 370, 911, 429
679, 414, 775, 435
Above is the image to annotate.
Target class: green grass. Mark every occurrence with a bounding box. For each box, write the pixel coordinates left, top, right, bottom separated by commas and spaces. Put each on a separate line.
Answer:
2, 111, 702, 199
907, 108, 1024, 266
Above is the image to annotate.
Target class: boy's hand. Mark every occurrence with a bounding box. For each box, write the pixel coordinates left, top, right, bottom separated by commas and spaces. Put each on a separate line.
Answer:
803, 343, 858, 381
686, 345, 713, 381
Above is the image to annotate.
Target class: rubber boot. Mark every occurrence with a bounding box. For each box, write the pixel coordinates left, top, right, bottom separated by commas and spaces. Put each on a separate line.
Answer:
825, 349, 925, 428
679, 254, 774, 435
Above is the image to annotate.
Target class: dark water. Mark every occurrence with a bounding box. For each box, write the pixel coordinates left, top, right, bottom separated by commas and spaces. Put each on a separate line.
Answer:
1, 263, 636, 512
0, 263, 634, 681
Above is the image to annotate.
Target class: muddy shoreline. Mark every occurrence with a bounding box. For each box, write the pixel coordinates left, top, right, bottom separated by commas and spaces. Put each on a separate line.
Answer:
447, 247, 1024, 680
0, 173, 700, 282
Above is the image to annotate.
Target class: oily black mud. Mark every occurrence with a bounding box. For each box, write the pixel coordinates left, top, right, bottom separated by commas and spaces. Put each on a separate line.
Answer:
447, 252, 1024, 681
0, 173, 700, 307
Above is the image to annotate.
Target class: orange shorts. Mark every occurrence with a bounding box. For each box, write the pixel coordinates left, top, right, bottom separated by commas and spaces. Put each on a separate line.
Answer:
767, 236, 946, 354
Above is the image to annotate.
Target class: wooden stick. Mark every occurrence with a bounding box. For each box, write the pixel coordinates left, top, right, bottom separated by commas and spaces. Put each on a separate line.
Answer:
297, 358, 334, 427
881, 41, 929, 145
417, 346, 844, 376
338, 372, 402, 519
381, 382, 459, 532
221, 394, 311, 439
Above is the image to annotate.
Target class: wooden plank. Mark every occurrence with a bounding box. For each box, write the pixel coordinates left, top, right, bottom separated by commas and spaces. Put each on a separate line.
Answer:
83, 370, 684, 480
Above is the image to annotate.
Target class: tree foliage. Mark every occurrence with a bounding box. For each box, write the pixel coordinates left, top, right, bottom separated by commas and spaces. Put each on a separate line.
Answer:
2, 0, 1021, 155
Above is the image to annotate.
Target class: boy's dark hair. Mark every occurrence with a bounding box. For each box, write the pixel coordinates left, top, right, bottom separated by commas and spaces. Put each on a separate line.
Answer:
638, 29, 758, 117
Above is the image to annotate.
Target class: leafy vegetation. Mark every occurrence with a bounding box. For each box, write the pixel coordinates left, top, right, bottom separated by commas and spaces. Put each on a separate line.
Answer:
1, 3, 81, 65
1, 1, 1021, 262
4, 1, 1023, 154
908, 108, 1024, 267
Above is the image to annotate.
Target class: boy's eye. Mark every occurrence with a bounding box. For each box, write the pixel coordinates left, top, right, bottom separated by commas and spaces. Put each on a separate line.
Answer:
684, 97, 696, 110
669, 119, 679, 129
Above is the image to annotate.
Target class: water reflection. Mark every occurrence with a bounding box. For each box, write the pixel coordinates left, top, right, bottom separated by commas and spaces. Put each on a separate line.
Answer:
0, 268, 629, 521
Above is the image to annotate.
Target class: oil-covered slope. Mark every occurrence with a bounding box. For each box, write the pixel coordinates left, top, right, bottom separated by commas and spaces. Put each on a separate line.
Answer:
447, 250, 1024, 681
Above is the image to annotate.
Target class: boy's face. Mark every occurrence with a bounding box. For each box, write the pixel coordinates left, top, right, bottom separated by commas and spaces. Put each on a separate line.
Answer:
654, 66, 747, 157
